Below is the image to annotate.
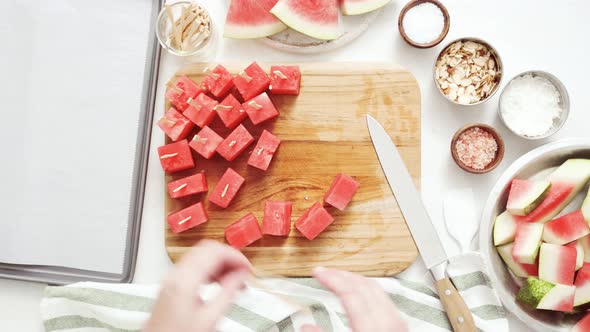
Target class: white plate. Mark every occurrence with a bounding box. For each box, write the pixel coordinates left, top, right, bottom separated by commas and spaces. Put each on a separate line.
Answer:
261, 10, 382, 54
223, 0, 383, 54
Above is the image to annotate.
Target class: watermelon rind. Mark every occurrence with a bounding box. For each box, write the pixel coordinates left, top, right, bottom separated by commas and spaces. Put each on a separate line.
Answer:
493, 211, 517, 246
572, 313, 590, 332
497, 243, 536, 278
539, 159, 590, 223
513, 222, 544, 264
341, 0, 391, 16
575, 265, 590, 306
517, 277, 555, 308
536, 284, 575, 312
507, 180, 551, 216
224, 21, 288, 39
582, 186, 590, 222
270, 0, 340, 40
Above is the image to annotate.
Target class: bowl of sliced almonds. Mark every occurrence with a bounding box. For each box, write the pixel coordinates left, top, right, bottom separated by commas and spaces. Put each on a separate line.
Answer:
434, 37, 503, 105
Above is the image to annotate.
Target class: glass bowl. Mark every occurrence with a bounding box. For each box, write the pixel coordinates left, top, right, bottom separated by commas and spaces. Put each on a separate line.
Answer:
156, 1, 215, 58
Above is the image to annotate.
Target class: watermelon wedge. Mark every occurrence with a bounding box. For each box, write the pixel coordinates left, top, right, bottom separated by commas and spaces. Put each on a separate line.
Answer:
341, 0, 392, 16
567, 240, 585, 271
572, 312, 590, 332
543, 211, 590, 245
583, 186, 590, 222
497, 243, 538, 278
512, 222, 543, 264
581, 235, 590, 263
225, 0, 287, 39
516, 159, 590, 223
506, 179, 551, 216
493, 211, 518, 246
517, 277, 574, 312
574, 263, 590, 307
270, 0, 340, 40
539, 243, 577, 285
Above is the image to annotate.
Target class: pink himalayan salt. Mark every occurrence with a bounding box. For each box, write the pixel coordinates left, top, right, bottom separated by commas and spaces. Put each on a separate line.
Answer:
455, 127, 498, 170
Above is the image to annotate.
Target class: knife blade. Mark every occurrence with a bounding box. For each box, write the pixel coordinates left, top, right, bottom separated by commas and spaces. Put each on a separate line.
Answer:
366, 115, 447, 270
367, 115, 476, 332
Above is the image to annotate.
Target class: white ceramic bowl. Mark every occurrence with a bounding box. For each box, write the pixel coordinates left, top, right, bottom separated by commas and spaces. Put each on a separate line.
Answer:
479, 138, 590, 331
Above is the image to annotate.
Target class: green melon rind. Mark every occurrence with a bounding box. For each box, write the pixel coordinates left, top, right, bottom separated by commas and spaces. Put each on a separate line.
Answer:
224, 21, 288, 39
497, 243, 529, 278
493, 211, 517, 246
575, 279, 590, 307
537, 284, 575, 311
583, 187, 590, 223
341, 0, 391, 15
270, 0, 340, 40
517, 277, 555, 308
507, 181, 551, 216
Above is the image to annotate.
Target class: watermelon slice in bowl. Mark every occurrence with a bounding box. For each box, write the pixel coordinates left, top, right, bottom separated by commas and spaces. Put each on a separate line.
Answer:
480, 139, 590, 331
224, 0, 287, 39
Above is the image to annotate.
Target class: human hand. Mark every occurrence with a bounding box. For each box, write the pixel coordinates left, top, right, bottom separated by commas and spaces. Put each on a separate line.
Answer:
143, 240, 252, 332
304, 267, 407, 332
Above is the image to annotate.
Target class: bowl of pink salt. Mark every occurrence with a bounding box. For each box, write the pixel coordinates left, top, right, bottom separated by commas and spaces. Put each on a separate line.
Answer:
451, 124, 505, 174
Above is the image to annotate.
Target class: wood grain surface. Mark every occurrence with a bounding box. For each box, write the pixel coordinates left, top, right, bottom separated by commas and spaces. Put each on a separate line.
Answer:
164, 63, 420, 276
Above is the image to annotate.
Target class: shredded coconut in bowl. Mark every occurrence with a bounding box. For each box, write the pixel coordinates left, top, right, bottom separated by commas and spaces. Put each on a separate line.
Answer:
500, 74, 564, 137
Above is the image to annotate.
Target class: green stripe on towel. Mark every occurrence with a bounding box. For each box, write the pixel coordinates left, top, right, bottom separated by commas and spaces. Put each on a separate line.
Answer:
452, 272, 491, 291
276, 317, 295, 332
44, 315, 138, 332
288, 278, 326, 291
395, 278, 439, 299
390, 294, 452, 331
45, 287, 154, 312
226, 304, 277, 331
471, 305, 507, 320
291, 296, 333, 332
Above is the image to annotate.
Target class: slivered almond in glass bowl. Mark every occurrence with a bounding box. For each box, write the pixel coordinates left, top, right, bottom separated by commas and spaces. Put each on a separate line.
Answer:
434, 38, 503, 105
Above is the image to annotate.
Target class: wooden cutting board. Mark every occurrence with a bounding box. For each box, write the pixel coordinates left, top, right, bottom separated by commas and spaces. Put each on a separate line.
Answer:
164, 63, 420, 276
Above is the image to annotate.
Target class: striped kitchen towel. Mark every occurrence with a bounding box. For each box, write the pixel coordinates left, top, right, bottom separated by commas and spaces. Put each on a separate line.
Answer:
41, 252, 508, 332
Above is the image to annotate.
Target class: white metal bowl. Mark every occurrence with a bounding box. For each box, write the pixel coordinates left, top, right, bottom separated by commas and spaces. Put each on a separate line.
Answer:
479, 138, 590, 332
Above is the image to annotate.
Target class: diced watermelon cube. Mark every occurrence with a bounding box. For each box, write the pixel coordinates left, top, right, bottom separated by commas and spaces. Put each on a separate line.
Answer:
225, 213, 262, 249
233, 62, 271, 101
262, 201, 292, 236
202, 65, 234, 99
166, 172, 208, 199
183, 93, 218, 128
157, 140, 195, 173
295, 202, 335, 240
157, 107, 195, 142
165, 76, 203, 111
269, 65, 301, 95
167, 202, 208, 234
324, 174, 360, 210
216, 124, 255, 162
189, 126, 223, 159
215, 94, 248, 129
243, 92, 279, 125
209, 168, 245, 208
248, 130, 281, 171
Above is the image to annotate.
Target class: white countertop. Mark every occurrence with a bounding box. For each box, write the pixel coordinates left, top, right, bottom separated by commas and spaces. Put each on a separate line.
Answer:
2, 0, 589, 330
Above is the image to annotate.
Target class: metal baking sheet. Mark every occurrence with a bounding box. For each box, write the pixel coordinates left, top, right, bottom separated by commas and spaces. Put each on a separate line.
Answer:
0, 0, 162, 285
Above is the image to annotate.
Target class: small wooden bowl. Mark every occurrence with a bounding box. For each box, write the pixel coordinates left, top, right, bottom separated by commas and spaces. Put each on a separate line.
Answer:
451, 124, 505, 174
398, 0, 450, 49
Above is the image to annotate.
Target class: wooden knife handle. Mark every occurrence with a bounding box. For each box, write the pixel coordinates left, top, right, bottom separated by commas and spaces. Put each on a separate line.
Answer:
435, 277, 476, 332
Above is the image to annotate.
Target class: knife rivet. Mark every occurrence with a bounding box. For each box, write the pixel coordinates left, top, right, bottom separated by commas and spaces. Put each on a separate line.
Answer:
457, 316, 464, 324
444, 289, 451, 296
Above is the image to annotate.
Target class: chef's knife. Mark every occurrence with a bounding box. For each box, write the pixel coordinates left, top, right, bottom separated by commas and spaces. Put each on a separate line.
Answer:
367, 115, 476, 332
